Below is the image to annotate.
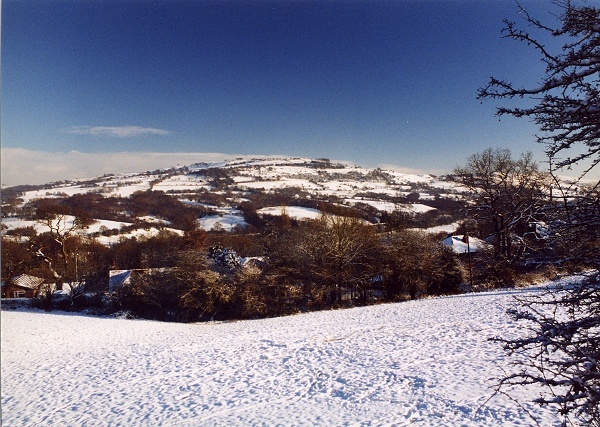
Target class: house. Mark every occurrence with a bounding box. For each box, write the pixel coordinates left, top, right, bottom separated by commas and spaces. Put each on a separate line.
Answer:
442, 234, 486, 254
1, 274, 46, 298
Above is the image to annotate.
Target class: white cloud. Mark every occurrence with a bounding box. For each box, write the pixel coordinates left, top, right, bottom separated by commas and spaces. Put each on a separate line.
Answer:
64, 126, 170, 138
377, 163, 445, 176
0, 148, 272, 187
0, 149, 450, 188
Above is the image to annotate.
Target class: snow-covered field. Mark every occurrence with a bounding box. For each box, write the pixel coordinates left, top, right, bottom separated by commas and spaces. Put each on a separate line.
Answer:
199, 212, 248, 232
1, 287, 565, 426
257, 205, 322, 220
3, 157, 472, 243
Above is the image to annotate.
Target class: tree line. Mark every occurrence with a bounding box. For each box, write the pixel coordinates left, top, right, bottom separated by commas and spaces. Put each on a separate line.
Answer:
3, 207, 467, 319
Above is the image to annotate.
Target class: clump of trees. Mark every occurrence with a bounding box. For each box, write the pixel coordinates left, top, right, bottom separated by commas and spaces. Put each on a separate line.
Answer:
380, 230, 464, 299
453, 148, 553, 287
454, 148, 550, 264
112, 251, 231, 322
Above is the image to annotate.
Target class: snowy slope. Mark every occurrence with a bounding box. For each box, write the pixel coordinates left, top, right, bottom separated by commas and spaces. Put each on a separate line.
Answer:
4, 157, 468, 239
12, 157, 461, 208
1, 286, 565, 426
257, 205, 322, 220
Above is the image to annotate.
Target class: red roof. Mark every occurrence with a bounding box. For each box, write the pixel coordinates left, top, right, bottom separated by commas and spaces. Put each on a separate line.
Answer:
10, 274, 45, 289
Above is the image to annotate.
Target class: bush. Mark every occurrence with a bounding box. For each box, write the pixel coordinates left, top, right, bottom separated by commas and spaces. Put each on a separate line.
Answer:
380, 231, 464, 299
473, 249, 518, 289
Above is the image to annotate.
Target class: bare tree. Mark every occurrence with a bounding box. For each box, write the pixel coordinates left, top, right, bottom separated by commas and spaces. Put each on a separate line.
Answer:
25, 204, 94, 309
478, 1, 599, 264
454, 148, 550, 264
494, 277, 599, 426
479, 2, 600, 424
263, 214, 379, 306
31, 203, 92, 290
478, 0, 599, 179
1, 238, 35, 281
176, 250, 234, 321
317, 214, 380, 303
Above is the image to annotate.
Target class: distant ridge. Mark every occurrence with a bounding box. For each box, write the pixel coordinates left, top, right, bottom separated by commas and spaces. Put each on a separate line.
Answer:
2, 155, 461, 240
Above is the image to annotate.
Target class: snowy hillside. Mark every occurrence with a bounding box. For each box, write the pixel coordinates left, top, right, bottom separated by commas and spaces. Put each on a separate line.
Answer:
11, 157, 453, 203
1, 283, 571, 426
3, 157, 466, 238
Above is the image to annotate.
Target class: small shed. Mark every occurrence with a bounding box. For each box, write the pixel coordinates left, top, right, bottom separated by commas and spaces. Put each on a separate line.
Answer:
1, 274, 46, 298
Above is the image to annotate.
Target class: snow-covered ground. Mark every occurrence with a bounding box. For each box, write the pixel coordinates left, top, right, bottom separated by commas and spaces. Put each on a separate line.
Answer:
418, 221, 460, 234
1, 217, 185, 246
94, 226, 185, 246
199, 211, 248, 232
346, 199, 437, 214
12, 157, 461, 212
2, 216, 133, 236
4, 157, 471, 242
1, 286, 567, 426
257, 206, 322, 220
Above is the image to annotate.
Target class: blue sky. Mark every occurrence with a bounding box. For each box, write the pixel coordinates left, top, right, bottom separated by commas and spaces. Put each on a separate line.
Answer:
1, 0, 567, 186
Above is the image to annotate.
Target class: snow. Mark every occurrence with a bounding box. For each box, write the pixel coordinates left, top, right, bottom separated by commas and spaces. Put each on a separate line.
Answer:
199, 208, 248, 232
417, 222, 460, 234
408, 203, 437, 214
386, 171, 434, 184
442, 235, 488, 254
106, 180, 153, 198
151, 174, 211, 192
1, 215, 90, 235
1, 217, 42, 233
6, 158, 468, 242
346, 201, 435, 214
86, 219, 134, 233
16, 175, 158, 202
95, 227, 185, 246
0, 217, 185, 246
1, 287, 566, 426
347, 198, 400, 212
257, 206, 322, 220
237, 179, 322, 191
3, 158, 549, 224
18, 185, 89, 204
136, 216, 170, 226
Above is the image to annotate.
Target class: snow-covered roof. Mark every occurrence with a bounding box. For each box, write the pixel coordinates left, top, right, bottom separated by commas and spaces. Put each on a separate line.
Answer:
5, 274, 45, 290
108, 270, 132, 294
441, 235, 486, 254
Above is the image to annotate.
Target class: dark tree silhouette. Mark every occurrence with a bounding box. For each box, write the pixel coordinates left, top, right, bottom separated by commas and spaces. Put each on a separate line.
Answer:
479, 2, 600, 424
